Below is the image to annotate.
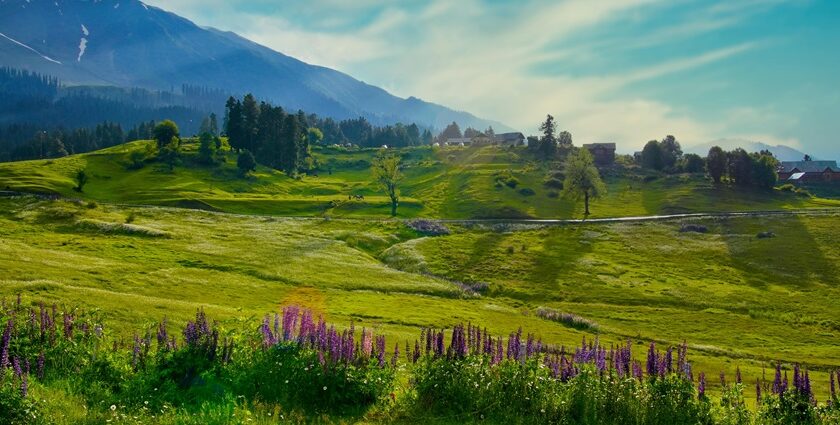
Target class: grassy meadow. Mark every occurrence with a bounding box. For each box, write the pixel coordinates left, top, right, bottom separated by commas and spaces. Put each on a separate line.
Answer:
1, 195, 838, 404
1, 142, 840, 423
0, 140, 837, 219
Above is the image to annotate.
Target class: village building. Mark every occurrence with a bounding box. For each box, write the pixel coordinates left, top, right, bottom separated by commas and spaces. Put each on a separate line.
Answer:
583, 143, 617, 165
778, 160, 840, 182
494, 132, 526, 146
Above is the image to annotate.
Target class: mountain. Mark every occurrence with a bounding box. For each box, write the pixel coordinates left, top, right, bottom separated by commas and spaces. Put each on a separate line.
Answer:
0, 0, 508, 131
686, 139, 809, 161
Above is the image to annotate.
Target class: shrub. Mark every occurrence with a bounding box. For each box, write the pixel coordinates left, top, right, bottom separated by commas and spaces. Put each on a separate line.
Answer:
519, 187, 536, 196
757, 231, 776, 239
544, 177, 564, 189
680, 224, 708, 234
547, 190, 559, 198
493, 170, 520, 188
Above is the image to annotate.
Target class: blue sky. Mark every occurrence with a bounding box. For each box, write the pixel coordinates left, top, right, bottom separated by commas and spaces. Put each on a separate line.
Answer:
144, 0, 840, 158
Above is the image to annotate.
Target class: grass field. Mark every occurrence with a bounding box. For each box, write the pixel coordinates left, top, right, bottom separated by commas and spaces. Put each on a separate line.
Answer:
0, 140, 837, 219
1, 195, 838, 405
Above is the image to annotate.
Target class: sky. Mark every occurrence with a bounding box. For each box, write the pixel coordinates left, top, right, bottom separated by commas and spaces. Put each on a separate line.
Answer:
143, 0, 840, 158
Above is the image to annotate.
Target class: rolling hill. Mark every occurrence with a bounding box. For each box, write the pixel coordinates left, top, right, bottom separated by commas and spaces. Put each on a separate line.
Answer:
0, 0, 507, 131
0, 141, 837, 219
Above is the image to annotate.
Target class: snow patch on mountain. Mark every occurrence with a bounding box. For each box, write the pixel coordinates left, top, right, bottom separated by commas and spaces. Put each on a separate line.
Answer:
0, 31, 62, 64
77, 38, 87, 61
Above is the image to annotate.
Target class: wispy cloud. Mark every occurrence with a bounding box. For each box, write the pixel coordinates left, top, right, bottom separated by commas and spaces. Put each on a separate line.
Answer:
144, 0, 834, 156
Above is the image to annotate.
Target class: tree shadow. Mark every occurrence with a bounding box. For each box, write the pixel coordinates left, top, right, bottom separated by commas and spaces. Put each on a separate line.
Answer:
719, 215, 837, 289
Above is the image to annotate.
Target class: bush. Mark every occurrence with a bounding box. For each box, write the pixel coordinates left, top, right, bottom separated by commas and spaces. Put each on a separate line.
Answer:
535, 307, 599, 331
547, 191, 559, 198
757, 231, 776, 239
493, 170, 520, 188
544, 177, 564, 189
519, 187, 536, 196
680, 224, 708, 234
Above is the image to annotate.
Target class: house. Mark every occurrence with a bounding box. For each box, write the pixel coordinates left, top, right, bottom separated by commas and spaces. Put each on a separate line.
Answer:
583, 143, 617, 165
778, 160, 840, 182
494, 132, 526, 146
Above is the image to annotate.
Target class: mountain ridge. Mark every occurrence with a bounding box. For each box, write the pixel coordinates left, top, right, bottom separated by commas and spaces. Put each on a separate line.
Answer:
0, 0, 509, 131
685, 138, 809, 162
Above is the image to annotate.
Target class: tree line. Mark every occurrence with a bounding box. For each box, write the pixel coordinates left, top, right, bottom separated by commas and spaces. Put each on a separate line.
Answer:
639, 137, 778, 189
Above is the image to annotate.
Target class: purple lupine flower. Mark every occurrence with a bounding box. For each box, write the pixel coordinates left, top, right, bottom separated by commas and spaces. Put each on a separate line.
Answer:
782, 371, 789, 394
392, 343, 399, 368
677, 340, 687, 373
698, 372, 706, 399
665, 347, 673, 374
361, 328, 372, 358
831, 371, 836, 402
756, 379, 762, 403
525, 333, 534, 359
736, 367, 742, 385
684, 362, 693, 382
633, 361, 643, 382
413, 340, 421, 363
12, 356, 22, 378
157, 317, 169, 349
719, 371, 726, 388
132, 334, 141, 370
37, 352, 45, 379
63, 312, 73, 339
794, 364, 801, 393
646, 342, 657, 378
435, 331, 444, 358
0, 318, 12, 368
803, 369, 812, 401
376, 335, 386, 368
773, 363, 782, 394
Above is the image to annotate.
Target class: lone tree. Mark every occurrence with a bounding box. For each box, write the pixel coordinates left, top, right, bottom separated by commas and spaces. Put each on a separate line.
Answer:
706, 146, 727, 183
371, 151, 402, 216
641, 140, 664, 171
562, 148, 606, 216
153, 120, 180, 150
537, 114, 557, 159
73, 169, 88, 192
237, 150, 257, 176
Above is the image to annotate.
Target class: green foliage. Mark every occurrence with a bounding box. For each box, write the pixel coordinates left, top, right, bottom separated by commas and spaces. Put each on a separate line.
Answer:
681, 153, 705, 173
707, 146, 728, 183
73, 168, 88, 192
158, 139, 181, 171
494, 169, 520, 188
153, 120, 180, 150
236, 150, 257, 176
563, 148, 606, 215
231, 344, 394, 414
413, 358, 715, 425
642, 140, 665, 171
197, 132, 220, 166
371, 151, 402, 216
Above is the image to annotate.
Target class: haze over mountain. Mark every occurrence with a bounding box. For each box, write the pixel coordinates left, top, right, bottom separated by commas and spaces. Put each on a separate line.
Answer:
0, 0, 507, 131
686, 139, 809, 162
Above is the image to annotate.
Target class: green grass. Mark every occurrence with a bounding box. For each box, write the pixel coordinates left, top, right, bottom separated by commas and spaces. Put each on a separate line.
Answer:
0, 141, 836, 219
1, 196, 838, 406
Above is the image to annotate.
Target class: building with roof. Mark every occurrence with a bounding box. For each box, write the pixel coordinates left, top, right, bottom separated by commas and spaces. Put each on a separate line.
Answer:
583, 143, 617, 165
494, 132, 526, 146
778, 160, 840, 182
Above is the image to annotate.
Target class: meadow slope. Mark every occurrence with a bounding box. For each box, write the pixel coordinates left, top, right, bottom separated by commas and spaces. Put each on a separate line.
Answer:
0, 140, 837, 219
1, 196, 838, 403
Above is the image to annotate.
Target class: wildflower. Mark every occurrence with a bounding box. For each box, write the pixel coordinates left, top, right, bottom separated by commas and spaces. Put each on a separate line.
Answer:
698, 372, 706, 400
110, 405, 117, 411
323, 386, 327, 391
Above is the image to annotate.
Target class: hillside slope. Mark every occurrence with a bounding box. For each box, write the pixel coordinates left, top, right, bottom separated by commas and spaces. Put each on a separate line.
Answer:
0, 141, 837, 219
0, 0, 507, 130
